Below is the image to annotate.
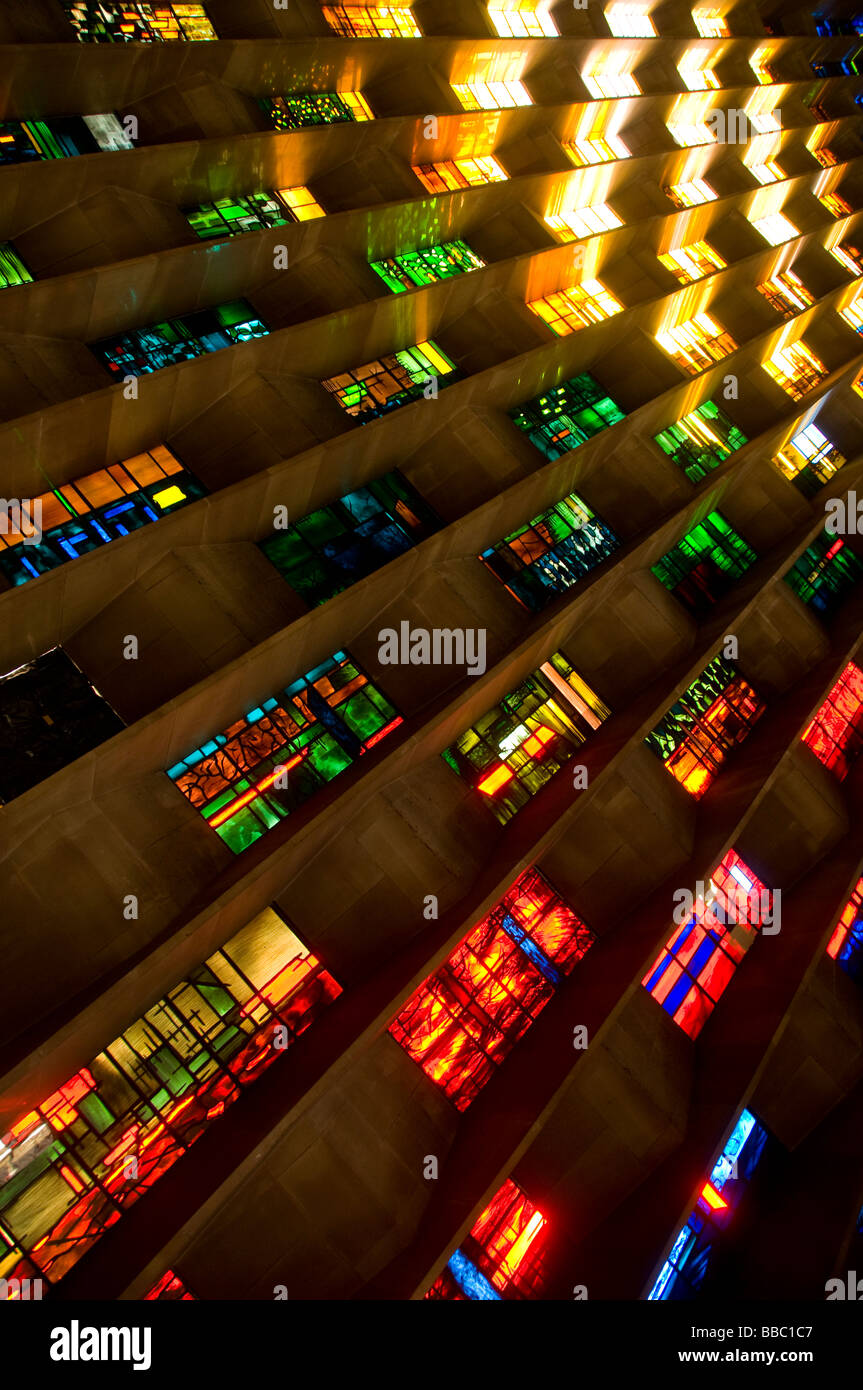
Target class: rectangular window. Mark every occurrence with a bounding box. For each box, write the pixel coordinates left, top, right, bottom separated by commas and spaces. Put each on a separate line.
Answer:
426, 1180, 549, 1299
261, 92, 372, 130
527, 279, 624, 335
321, 341, 458, 419
0, 446, 204, 587
62, 2, 216, 41
656, 312, 737, 375
820, 192, 853, 217
746, 157, 784, 184
259, 471, 440, 606
840, 289, 863, 334
773, 424, 845, 496
757, 269, 814, 316
564, 129, 630, 166
582, 68, 641, 99
784, 532, 863, 617
90, 300, 269, 377
649, 1110, 774, 1299
487, 5, 558, 37
0, 243, 32, 289
667, 120, 717, 147
677, 52, 720, 89
664, 178, 717, 209
654, 400, 746, 483
369, 240, 485, 293
182, 188, 324, 240
643, 850, 773, 1037
412, 156, 508, 193
692, 8, 729, 38
605, 3, 655, 36
0, 906, 339, 1288
144, 1270, 197, 1301
827, 876, 863, 985
0, 114, 134, 162
652, 511, 757, 617
321, 5, 420, 36
480, 494, 619, 612
510, 372, 625, 460
802, 661, 863, 780
750, 46, 777, 84
390, 868, 593, 1108
646, 655, 766, 799
442, 654, 610, 820
762, 340, 828, 399
167, 650, 401, 854
0, 649, 123, 803
807, 127, 838, 166
545, 202, 623, 241
750, 212, 798, 245
452, 80, 532, 111
658, 240, 726, 285
836, 243, 863, 275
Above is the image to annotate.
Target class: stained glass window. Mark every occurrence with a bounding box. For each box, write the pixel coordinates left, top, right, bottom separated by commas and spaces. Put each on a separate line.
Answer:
321, 341, 458, 419
677, 51, 720, 89
784, 533, 863, 616
693, 8, 729, 38
487, 5, 558, 37
0, 906, 339, 1288
545, 202, 622, 241
820, 192, 853, 217
526, 280, 624, 335
643, 850, 773, 1037
656, 312, 738, 375
606, 3, 655, 36
801, 662, 863, 780
167, 650, 402, 854
0, 244, 32, 290
452, 80, 532, 111
564, 129, 630, 166
390, 868, 593, 1108
645, 655, 766, 799
651, 511, 757, 617
321, 5, 420, 37
830, 242, 863, 274
757, 269, 815, 317
664, 178, 716, 209
750, 212, 798, 245
259, 471, 440, 606
183, 189, 324, 239
442, 653, 610, 822
653, 400, 746, 484
143, 1270, 197, 1300
369, 240, 485, 292
510, 372, 625, 461
0, 115, 132, 164
481, 493, 620, 612
582, 68, 641, 99
648, 1109, 775, 1299
827, 876, 863, 984
773, 424, 845, 497
412, 157, 508, 193
746, 157, 783, 184
426, 1179, 550, 1299
658, 240, 726, 285
762, 341, 829, 398
261, 92, 372, 130
667, 119, 717, 147
90, 301, 269, 377
0, 649, 124, 803
62, 2, 216, 41
0, 446, 203, 588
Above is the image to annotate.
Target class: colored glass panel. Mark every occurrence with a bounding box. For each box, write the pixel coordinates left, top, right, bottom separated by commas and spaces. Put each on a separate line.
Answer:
143, 1270, 196, 1300
261, 92, 372, 130
827, 876, 863, 984
480, 493, 620, 612
426, 1179, 549, 1299
259, 471, 440, 605
321, 5, 420, 37
801, 662, 863, 781
646, 655, 766, 799
452, 80, 532, 111
322, 341, 458, 419
369, 240, 485, 293
487, 5, 558, 37
183, 189, 323, 239
0, 907, 339, 1288
651, 511, 757, 617
412, 156, 508, 193
527, 280, 624, 335
658, 240, 726, 285
784, 533, 863, 616
564, 130, 630, 166
391, 869, 593, 1108
773, 424, 845, 497
0, 116, 130, 164
656, 312, 737, 375
90, 300, 269, 376
664, 178, 716, 208
62, 2, 216, 41
167, 650, 401, 853
443, 653, 610, 822
0, 244, 32, 290
757, 269, 815, 317
545, 203, 622, 240
510, 372, 625, 461
653, 400, 746, 484
751, 213, 798, 246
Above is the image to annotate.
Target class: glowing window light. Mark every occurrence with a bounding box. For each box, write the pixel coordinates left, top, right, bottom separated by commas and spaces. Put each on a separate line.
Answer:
784, 531, 863, 615
646, 655, 766, 799
452, 79, 532, 111
756, 269, 814, 317
750, 45, 777, 84
510, 371, 626, 461
412, 155, 508, 193
664, 177, 716, 208
652, 511, 756, 617
90, 301, 269, 377
840, 289, 863, 332
649, 1110, 774, 1299
677, 52, 721, 90
61, 1, 216, 41
391, 868, 594, 1108
830, 242, 863, 274
692, 8, 729, 38
773, 423, 845, 496
564, 129, 630, 166
0, 446, 204, 587
658, 240, 726, 285
370, 239, 485, 292
321, 4, 420, 37
605, 3, 655, 36
826, 876, 863, 983
820, 191, 853, 218
667, 119, 717, 147
278, 186, 327, 221
480, 494, 620, 613
487, 5, 558, 37
527, 279, 624, 335
183, 188, 324, 239
262, 91, 373, 129
748, 110, 782, 135
0, 906, 340, 1288
582, 67, 641, 99
0, 243, 32, 289
762, 341, 828, 400
654, 399, 746, 483
0, 112, 137, 159
643, 852, 773, 1038
747, 157, 784, 185
322, 341, 458, 419
545, 202, 623, 241
656, 312, 737, 376
802, 662, 863, 780
144, 1270, 197, 1301
750, 212, 798, 246
427, 1180, 550, 1299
